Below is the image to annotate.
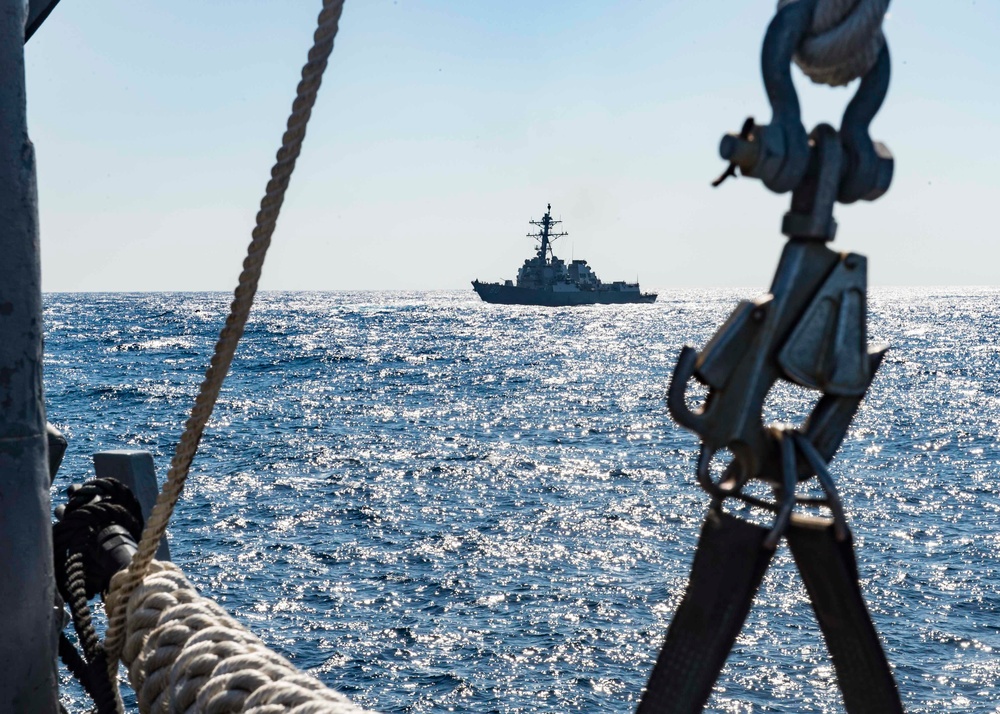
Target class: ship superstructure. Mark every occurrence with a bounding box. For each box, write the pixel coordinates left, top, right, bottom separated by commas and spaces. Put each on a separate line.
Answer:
472, 204, 657, 306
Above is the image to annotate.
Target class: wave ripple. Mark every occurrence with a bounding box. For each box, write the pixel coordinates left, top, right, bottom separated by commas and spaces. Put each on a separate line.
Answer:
44, 288, 1000, 712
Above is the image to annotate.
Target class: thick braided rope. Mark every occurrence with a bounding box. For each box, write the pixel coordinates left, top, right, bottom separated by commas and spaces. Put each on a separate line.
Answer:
779, 0, 890, 86
65, 552, 102, 663
103, 0, 346, 673
110, 562, 372, 714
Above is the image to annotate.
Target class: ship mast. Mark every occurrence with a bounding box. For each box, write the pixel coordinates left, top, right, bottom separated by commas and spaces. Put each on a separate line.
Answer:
527, 203, 568, 264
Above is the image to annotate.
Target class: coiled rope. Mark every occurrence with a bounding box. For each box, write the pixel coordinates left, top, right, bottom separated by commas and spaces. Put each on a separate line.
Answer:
103, 0, 346, 681
780, 0, 890, 86
54, 478, 145, 713
110, 562, 370, 714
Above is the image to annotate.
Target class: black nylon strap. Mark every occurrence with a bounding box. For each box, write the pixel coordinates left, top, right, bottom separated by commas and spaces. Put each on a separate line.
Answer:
786, 517, 904, 714
637, 510, 775, 714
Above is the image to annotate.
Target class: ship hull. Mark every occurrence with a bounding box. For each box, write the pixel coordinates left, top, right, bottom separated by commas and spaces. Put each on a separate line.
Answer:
472, 281, 657, 306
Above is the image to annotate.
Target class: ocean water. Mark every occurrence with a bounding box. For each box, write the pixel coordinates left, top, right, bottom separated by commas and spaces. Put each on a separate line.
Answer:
43, 288, 1000, 713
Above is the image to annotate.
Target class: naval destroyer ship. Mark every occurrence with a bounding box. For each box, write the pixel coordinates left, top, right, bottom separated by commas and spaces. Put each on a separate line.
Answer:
472, 204, 657, 306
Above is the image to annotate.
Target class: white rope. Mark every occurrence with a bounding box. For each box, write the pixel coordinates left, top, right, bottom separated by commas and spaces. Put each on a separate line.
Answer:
103, 0, 345, 675
109, 561, 373, 714
779, 0, 890, 86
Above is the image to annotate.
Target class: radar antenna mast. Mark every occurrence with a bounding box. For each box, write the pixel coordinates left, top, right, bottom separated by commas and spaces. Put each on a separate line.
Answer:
527, 203, 568, 264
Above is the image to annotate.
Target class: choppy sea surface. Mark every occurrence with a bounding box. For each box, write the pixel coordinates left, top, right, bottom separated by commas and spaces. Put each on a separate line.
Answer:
44, 288, 1000, 713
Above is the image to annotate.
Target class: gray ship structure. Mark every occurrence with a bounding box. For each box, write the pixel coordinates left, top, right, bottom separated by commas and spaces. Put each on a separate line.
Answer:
472, 204, 657, 306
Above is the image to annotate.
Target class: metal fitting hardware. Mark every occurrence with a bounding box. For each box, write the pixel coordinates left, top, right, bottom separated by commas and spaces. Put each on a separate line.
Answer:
781, 124, 842, 241
647, 3, 903, 708
838, 44, 894, 203
716, 0, 893, 206
667, 235, 884, 544
736, 0, 817, 193
93, 525, 139, 586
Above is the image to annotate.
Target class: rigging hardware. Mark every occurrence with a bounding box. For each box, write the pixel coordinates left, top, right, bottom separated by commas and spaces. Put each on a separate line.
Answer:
641, 1, 903, 711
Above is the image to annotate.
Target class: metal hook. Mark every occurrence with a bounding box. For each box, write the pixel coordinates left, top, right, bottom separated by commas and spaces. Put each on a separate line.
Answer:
793, 433, 849, 541
763, 430, 797, 549
667, 346, 708, 434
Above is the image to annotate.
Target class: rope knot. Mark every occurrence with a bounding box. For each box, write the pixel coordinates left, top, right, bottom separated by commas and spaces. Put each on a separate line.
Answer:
54, 477, 145, 600
781, 0, 890, 86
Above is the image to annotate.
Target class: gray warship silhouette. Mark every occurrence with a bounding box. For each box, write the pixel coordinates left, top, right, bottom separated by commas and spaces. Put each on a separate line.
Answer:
472, 204, 657, 306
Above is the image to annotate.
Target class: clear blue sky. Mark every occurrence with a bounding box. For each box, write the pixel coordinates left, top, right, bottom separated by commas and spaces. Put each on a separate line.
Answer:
24, 1, 1000, 291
